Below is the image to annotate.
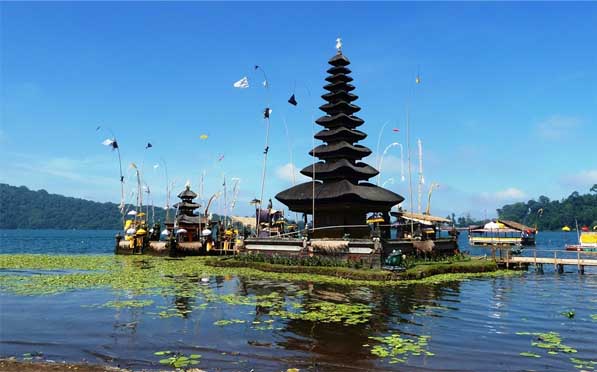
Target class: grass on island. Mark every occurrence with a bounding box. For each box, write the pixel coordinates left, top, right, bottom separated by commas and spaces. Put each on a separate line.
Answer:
205, 255, 500, 282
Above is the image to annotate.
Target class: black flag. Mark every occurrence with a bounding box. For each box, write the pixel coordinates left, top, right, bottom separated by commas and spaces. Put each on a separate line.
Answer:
263, 107, 271, 119
111, 141, 119, 150
288, 94, 297, 106
145, 142, 152, 149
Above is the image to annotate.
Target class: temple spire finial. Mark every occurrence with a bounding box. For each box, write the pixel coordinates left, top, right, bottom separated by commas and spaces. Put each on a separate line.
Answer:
336, 37, 342, 53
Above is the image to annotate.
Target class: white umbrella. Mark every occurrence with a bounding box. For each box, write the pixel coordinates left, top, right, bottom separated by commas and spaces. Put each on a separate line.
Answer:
201, 229, 212, 236
160, 229, 169, 235
126, 228, 136, 234
127, 210, 137, 216
176, 228, 188, 234
484, 222, 502, 230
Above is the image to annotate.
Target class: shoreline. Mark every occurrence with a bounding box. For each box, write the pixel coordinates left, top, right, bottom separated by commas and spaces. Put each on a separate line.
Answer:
0, 359, 129, 372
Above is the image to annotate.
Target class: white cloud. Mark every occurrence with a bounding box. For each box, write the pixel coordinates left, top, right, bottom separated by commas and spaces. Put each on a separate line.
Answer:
479, 187, 527, 202
535, 115, 582, 140
274, 163, 309, 184
559, 169, 597, 189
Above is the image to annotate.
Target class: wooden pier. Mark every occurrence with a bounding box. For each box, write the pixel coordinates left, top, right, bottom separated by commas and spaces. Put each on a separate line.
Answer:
492, 248, 597, 274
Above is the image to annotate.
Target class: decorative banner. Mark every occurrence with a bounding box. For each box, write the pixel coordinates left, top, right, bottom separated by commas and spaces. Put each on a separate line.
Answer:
233, 77, 249, 88
102, 138, 118, 149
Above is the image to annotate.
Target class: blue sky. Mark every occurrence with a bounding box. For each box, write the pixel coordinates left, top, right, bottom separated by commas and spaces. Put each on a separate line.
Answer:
1, 2, 596, 219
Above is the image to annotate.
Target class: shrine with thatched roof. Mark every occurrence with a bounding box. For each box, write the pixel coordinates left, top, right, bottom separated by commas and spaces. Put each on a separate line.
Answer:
276, 48, 404, 238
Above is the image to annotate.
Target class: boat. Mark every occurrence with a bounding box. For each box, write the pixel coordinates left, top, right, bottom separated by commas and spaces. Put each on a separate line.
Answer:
468, 220, 536, 247
565, 229, 597, 252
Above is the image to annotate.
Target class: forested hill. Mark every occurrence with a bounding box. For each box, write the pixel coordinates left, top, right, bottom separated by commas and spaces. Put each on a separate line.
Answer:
497, 185, 597, 231
0, 184, 168, 229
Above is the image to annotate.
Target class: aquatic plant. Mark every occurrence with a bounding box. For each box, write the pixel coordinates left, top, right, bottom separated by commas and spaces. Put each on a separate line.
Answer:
270, 301, 372, 326
561, 310, 575, 319
214, 319, 246, 326
516, 331, 577, 355
0, 254, 520, 299
103, 299, 153, 308
570, 357, 597, 370
154, 351, 201, 369
367, 334, 433, 364
519, 351, 541, 358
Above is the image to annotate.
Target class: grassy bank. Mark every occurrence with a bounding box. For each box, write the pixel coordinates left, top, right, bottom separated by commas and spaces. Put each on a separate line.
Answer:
205, 256, 499, 282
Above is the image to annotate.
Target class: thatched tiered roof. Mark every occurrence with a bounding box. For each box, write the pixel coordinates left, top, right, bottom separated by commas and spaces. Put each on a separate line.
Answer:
276, 47, 403, 237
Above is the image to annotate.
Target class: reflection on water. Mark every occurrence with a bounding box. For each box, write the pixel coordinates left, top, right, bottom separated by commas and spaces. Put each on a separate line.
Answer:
1, 273, 596, 371
0, 230, 596, 371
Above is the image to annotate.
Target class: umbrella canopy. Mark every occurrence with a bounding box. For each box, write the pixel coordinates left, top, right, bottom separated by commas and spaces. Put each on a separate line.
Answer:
201, 229, 212, 236
160, 229, 169, 235
126, 228, 136, 234
176, 228, 188, 234
136, 228, 147, 235
127, 210, 137, 216
484, 221, 505, 230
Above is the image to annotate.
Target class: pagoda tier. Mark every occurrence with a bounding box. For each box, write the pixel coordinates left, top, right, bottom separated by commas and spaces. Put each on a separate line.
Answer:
315, 113, 364, 129
321, 90, 358, 103
173, 201, 201, 210
309, 141, 371, 160
300, 159, 378, 181
326, 66, 351, 75
178, 188, 197, 200
319, 101, 361, 115
172, 185, 202, 227
314, 127, 366, 142
276, 48, 404, 238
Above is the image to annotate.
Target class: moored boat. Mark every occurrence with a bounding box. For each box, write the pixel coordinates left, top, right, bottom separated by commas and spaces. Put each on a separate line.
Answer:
566, 230, 597, 252
468, 220, 536, 247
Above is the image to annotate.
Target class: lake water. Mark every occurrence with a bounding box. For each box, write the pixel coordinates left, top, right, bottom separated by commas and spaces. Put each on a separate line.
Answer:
1, 230, 596, 371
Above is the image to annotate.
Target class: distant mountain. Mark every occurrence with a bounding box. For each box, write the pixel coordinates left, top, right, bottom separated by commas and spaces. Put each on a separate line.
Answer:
0, 184, 169, 229
497, 185, 597, 231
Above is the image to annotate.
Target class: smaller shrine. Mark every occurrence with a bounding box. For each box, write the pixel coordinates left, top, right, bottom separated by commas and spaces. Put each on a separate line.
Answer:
165, 184, 207, 243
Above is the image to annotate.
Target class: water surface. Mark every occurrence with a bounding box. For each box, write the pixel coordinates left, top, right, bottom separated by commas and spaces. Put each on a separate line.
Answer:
1, 230, 595, 371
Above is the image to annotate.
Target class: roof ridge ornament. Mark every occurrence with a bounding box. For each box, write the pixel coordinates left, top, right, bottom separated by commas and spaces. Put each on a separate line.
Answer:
336, 37, 342, 54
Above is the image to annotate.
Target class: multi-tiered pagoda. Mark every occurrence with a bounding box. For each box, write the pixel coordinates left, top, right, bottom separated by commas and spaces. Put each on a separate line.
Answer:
276, 47, 404, 238
166, 185, 205, 242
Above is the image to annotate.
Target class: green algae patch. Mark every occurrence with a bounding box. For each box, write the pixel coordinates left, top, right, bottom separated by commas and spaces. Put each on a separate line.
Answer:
0, 254, 519, 297
520, 352, 541, 358
516, 331, 577, 355
153, 351, 201, 368
570, 357, 597, 370
214, 319, 246, 326
0, 254, 116, 271
367, 334, 433, 364
103, 299, 153, 309
271, 301, 372, 325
